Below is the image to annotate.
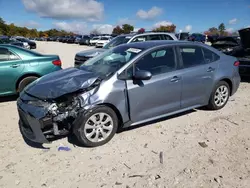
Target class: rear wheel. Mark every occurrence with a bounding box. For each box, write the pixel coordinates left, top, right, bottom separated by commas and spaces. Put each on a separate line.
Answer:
74, 106, 118, 147
17, 76, 38, 93
207, 81, 230, 110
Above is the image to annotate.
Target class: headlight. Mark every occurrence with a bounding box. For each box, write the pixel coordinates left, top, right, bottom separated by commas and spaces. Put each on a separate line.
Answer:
27, 100, 50, 107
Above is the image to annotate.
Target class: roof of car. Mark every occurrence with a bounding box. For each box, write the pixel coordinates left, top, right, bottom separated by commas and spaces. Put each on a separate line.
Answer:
117, 40, 196, 49
119, 32, 177, 38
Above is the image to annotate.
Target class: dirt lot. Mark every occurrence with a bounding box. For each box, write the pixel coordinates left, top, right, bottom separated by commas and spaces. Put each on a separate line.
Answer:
0, 41, 250, 188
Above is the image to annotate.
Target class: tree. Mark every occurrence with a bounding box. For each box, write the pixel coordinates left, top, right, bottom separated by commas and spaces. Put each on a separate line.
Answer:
218, 23, 226, 35
137, 28, 145, 34
0, 17, 7, 35
112, 26, 123, 35
122, 24, 134, 34
90, 28, 101, 35
153, 24, 176, 33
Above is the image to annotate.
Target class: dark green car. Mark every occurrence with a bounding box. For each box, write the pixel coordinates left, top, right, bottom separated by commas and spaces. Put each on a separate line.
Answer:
0, 44, 62, 96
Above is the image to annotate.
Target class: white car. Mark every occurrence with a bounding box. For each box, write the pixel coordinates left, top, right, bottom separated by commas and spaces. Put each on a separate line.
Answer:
95, 36, 112, 48
89, 36, 101, 46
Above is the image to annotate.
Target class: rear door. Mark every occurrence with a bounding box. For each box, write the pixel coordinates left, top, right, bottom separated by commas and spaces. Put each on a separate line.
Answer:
0, 47, 24, 95
177, 45, 219, 108
125, 46, 182, 123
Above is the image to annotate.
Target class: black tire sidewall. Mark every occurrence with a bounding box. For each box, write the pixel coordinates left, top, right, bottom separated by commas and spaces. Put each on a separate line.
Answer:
18, 76, 38, 93
208, 81, 230, 110
74, 106, 118, 147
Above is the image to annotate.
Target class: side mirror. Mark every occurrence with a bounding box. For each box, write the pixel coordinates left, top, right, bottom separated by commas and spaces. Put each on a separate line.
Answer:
133, 70, 152, 80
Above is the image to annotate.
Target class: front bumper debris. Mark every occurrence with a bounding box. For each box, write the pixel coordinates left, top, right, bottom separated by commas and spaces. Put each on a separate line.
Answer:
17, 92, 79, 143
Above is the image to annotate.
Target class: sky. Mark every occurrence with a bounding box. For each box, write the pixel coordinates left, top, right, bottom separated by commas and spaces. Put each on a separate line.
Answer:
0, 0, 249, 34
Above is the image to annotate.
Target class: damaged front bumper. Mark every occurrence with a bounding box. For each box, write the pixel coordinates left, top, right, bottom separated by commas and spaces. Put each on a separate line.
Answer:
17, 92, 81, 143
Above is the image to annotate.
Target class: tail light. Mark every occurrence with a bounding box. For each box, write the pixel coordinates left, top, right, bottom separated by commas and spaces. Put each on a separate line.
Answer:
234, 61, 240, 66
52, 59, 62, 66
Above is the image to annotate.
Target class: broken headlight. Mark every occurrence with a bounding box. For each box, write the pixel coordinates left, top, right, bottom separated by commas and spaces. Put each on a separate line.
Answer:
27, 100, 50, 107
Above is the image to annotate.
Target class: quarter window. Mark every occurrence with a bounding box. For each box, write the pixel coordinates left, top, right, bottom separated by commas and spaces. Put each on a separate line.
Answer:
135, 47, 176, 75
0, 48, 9, 61
202, 47, 220, 63
179, 46, 205, 68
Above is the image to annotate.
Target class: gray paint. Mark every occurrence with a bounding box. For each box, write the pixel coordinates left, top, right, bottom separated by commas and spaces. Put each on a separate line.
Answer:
17, 41, 241, 143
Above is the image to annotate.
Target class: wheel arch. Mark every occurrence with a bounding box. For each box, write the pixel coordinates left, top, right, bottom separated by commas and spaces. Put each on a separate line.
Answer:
219, 78, 233, 96
16, 73, 41, 91
98, 103, 124, 128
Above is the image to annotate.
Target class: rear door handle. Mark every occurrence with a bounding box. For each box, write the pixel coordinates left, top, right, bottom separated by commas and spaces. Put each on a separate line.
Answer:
207, 67, 215, 72
10, 64, 20, 68
170, 76, 181, 82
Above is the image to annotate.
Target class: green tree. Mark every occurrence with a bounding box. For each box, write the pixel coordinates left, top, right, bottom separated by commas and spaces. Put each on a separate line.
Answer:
218, 23, 226, 35
208, 27, 219, 35
112, 26, 123, 35
122, 24, 134, 34
0, 17, 7, 35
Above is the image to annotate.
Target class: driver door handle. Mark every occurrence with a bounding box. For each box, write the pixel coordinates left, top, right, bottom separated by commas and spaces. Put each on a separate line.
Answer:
170, 76, 181, 83
10, 64, 20, 68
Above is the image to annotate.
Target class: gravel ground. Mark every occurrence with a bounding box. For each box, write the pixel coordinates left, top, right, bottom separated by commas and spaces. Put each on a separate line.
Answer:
0, 41, 250, 188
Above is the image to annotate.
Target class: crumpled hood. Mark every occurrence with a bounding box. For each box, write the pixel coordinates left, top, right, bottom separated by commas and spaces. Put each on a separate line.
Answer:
24, 67, 100, 100
76, 48, 106, 58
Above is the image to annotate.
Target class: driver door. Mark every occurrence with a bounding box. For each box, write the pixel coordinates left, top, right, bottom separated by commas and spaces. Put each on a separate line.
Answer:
125, 46, 182, 123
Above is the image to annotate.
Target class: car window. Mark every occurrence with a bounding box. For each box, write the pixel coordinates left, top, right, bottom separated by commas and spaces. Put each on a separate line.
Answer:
202, 47, 220, 63
132, 36, 147, 42
0, 48, 19, 61
0, 48, 9, 61
147, 35, 162, 41
162, 34, 174, 40
134, 47, 176, 76
179, 46, 205, 68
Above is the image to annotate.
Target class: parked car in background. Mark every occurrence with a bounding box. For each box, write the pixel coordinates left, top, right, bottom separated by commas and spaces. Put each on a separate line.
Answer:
18, 40, 240, 147
0, 36, 26, 48
62, 36, 71, 43
188, 33, 206, 43
215, 27, 250, 77
211, 36, 241, 54
75, 32, 178, 67
15, 37, 37, 49
66, 36, 76, 44
95, 36, 112, 48
0, 44, 62, 96
175, 32, 189, 40
79, 36, 91, 45
89, 36, 101, 46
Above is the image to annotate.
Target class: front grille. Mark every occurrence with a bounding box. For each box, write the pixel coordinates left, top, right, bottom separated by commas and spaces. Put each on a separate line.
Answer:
75, 55, 90, 65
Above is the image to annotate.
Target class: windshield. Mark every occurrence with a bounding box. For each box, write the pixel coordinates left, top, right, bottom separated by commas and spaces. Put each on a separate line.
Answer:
103, 36, 131, 49
101, 37, 110, 40
80, 45, 144, 78
92, 37, 100, 40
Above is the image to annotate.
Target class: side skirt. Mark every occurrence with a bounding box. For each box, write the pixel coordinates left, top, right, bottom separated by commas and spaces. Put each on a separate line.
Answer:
122, 104, 203, 128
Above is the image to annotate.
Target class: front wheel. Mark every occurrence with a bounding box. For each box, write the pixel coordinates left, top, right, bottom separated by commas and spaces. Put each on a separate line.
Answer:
74, 106, 118, 147
207, 81, 230, 110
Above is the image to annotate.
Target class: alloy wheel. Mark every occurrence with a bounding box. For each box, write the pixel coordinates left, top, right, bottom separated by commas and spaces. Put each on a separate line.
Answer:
83, 113, 114, 143
214, 85, 229, 107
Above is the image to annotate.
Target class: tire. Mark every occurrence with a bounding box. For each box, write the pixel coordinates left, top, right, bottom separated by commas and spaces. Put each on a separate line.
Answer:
207, 81, 230, 110
74, 106, 118, 147
17, 76, 38, 93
